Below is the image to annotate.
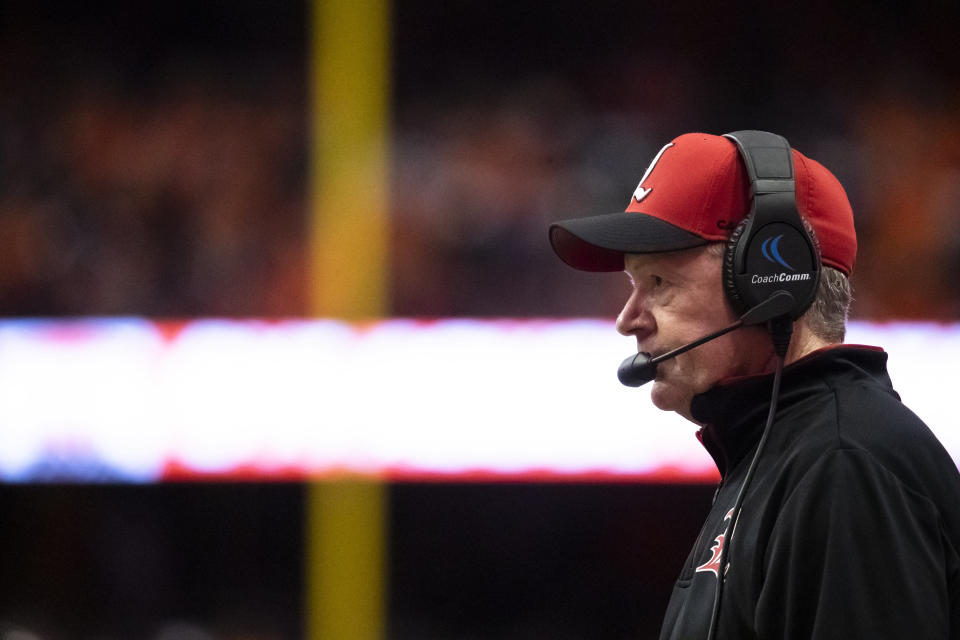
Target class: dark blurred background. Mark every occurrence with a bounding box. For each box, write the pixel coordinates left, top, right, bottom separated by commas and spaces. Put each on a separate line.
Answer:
1, 1, 959, 638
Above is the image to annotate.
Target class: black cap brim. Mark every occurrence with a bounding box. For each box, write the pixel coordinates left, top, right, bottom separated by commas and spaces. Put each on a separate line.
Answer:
548, 211, 708, 272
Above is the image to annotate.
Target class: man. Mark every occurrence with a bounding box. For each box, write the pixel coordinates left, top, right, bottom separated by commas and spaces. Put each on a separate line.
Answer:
549, 132, 960, 639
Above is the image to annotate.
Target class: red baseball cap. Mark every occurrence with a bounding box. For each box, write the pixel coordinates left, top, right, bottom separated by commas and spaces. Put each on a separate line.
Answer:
548, 132, 857, 275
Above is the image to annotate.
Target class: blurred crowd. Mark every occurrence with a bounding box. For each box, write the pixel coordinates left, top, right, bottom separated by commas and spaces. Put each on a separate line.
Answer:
2, 6, 960, 320
6, 71, 960, 321
0, 56, 307, 317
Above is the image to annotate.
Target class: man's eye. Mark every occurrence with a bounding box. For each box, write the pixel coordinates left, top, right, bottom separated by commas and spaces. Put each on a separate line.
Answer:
652, 275, 663, 287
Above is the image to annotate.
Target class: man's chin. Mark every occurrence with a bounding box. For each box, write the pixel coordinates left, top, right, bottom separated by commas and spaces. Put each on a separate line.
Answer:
649, 381, 677, 412
650, 380, 693, 419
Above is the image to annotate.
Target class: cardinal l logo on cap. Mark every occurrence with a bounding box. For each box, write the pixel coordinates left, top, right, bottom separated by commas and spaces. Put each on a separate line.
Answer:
631, 142, 674, 203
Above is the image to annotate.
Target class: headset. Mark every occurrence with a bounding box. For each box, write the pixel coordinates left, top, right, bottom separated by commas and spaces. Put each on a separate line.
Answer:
722, 130, 820, 331
617, 131, 822, 640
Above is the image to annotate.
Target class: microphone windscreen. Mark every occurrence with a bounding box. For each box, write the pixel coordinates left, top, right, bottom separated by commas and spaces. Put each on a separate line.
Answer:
618, 352, 657, 387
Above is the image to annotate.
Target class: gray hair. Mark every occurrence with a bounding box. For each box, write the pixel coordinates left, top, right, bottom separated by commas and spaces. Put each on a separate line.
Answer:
704, 243, 851, 343
804, 265, 852, 343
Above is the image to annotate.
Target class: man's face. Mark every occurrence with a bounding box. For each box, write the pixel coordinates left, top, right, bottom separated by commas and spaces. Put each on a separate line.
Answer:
617, 247, 775, 422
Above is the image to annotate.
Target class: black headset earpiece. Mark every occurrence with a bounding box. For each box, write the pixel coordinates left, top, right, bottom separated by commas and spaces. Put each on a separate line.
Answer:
721, 131, 821, 321
722, 216, 751, 314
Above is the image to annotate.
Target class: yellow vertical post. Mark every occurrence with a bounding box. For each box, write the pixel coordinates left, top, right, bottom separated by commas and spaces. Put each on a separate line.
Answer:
307, 480, 386, 640
307, 0, 390, 638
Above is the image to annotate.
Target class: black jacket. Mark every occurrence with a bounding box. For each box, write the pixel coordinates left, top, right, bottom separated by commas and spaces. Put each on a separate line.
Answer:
659, 346, 960, 640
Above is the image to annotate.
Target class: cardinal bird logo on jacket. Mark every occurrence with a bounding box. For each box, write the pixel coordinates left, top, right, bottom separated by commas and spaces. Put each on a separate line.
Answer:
696, 509, 735, 578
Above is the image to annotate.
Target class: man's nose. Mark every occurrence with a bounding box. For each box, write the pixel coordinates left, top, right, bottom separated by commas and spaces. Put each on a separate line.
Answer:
616, 289, 654, 338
